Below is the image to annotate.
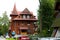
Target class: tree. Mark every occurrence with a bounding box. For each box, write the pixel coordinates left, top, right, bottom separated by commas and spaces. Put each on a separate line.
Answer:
0, 11, 9, 35
37, 0, 55, 37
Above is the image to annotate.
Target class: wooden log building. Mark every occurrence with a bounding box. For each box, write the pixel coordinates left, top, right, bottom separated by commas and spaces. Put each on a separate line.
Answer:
9, 4, 38, 35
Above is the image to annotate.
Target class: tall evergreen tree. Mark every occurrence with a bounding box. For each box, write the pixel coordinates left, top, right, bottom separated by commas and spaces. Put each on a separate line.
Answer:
38, 0, 55, 37
0, 11, 9, 35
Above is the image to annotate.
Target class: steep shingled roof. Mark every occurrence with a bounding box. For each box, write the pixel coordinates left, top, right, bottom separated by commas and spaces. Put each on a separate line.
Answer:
20, 8, 33, 15
22, 8, 30, 13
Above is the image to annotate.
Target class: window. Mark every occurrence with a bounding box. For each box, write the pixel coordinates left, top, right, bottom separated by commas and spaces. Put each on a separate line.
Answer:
23, 15, 26, 19
28, 29, 30, 32
27, 15, 30, 19
27, 22, 30, 26
21, 30, 27, 32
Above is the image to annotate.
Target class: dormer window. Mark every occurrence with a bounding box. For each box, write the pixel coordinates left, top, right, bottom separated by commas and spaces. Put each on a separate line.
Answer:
22, 14, 30, 19
27, 15, 30, 19
23, 15, 26, 19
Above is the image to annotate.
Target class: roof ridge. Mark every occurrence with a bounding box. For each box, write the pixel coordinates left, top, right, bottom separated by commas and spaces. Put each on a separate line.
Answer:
22, 8, 30, 13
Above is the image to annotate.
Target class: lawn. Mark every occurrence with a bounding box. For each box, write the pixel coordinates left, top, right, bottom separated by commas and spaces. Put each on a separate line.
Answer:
6, 38, 18, 40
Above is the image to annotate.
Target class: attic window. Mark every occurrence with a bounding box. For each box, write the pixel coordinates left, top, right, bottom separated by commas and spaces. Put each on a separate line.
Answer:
23, 15, 26, 19
27, 15, 30, 19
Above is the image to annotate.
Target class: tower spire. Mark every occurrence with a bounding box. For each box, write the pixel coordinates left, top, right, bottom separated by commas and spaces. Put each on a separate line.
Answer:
12, 3, 17, 13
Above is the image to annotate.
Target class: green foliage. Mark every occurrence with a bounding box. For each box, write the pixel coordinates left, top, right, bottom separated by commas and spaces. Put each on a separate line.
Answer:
37, 0, 55, 37
0, 11, 9, 35
28, 34, 38, 40
6, 38, 17, 40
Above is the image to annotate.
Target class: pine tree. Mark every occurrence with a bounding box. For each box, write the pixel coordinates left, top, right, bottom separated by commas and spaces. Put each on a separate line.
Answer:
0, 11, 9, 35
37, 0, 55, 37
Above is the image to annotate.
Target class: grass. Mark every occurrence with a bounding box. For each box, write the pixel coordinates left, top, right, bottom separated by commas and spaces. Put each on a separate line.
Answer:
6, 38, 18, 40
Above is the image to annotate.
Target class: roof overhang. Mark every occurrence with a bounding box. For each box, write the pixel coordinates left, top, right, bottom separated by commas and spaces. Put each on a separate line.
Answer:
19, 27, 28, 30
13, 18, 38, 21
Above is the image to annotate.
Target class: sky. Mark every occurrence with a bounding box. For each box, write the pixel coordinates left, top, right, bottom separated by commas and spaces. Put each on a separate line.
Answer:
0, 0, 39, 18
